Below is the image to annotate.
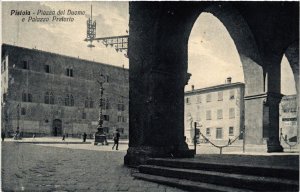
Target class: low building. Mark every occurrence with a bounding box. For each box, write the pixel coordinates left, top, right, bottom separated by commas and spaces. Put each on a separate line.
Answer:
279, 95, 298, 142
1, 44, 129, 138
184, 78, 245, 144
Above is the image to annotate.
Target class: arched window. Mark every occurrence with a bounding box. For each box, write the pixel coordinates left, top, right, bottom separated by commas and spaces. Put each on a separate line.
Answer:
118, 98, 125, 111
89, 98, 94, 108
28, 93, 32, 102
22, 92, 27, 102
105, 98, 110, 109
65, 94, 70, 106
44, 92, 54, 104
70, 95, 74, 106
50, 92, 54, 104
85, 97, 89, 108
44, 92, 50, 104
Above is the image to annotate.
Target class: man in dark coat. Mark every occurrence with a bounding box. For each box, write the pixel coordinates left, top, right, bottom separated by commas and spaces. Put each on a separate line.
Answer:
1, 132, 5, 142
83, 132, 87, 142
112, 129, 120, 150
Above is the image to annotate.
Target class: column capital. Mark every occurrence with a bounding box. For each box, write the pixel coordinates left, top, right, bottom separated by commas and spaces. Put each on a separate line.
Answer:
265, 92, 283, 106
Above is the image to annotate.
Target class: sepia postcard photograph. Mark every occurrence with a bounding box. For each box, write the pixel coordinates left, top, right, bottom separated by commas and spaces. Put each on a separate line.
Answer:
1, 1, 299, 191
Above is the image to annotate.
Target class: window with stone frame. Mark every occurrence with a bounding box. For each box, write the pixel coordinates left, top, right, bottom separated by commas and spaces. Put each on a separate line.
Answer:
217, 109, 223, 119
85, 98, 89, 108
118, 99, 125, 111
229, 108, 235, 119
118, 116, 122, 122
23, 92, 32, 102
66, 68, 73, 77
22, 92, 27, 102
218, 91, 223, 101
216, 128, 223, 139
70, 95, 74, 106
89, 98, 94, 108
118, 116, 126, 122
45, 92, 54, 104
65, 94, 70, 106
50, 92, 54, 104
45, 92, 50, 104
45, 65, 51, 73
206, 94, 211, 102
206, 110, 212, 120
28, 93, 32, 102
23, 60, 30, 70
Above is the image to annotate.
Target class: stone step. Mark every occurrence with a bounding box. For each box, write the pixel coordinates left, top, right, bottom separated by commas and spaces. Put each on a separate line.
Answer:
133, 173, 255, 192
138, 165, 299, 191
146, 158, 299, 180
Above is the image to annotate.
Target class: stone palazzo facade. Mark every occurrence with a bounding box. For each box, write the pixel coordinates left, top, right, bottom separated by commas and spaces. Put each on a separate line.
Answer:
184, 80, 245, 144
1, 44, 129, 138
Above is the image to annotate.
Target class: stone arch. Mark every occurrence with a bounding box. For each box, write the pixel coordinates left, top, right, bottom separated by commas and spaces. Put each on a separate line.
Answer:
284, 41, 299, 95
125, 2, 296, 166
282, 40, 299, 144
152, 3, 265, 144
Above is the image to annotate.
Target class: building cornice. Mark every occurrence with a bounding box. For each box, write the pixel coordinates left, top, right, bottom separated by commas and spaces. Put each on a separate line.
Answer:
2, 44, 129, 71
185, 82, 245, 96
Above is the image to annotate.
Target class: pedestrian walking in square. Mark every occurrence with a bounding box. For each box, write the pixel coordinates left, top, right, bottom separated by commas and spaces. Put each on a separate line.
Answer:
62, 134, 65, 141
112, 129, 120, 150
83, 132, 87, 142
1, 132, 5, 142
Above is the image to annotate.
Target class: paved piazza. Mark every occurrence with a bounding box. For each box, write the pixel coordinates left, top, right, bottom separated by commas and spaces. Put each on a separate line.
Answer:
1, 142, 185, 192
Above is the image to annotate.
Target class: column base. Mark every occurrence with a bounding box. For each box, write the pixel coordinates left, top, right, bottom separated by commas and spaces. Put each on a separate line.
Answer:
124, 146, 194, 167
267, 140, 284, 152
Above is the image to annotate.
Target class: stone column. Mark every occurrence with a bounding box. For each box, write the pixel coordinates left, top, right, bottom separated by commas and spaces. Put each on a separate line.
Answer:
124, 2, 194, 167
265, 60, 283, 152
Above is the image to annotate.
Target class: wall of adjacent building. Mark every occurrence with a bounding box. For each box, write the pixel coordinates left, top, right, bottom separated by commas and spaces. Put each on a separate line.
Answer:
279, 95, 298, 141
184, 83, 244, 145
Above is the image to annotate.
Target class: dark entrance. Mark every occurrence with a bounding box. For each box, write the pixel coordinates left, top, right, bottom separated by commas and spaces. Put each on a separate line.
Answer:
52, 119, 62, 136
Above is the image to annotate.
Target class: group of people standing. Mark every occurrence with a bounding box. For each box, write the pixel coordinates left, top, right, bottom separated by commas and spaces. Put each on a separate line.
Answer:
61, 129, 120, 150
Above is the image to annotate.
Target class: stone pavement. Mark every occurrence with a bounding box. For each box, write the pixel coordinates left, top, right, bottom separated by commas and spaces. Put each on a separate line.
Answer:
6, 137, 298, 155
1, 142, 184, 192
2, 137, 298, 191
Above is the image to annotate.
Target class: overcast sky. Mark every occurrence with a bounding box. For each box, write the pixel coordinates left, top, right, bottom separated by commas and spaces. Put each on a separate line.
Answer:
2, 2, 296, 95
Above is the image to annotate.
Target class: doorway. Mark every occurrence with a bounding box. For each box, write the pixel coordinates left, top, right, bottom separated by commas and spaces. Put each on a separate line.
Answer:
52, 119, 62, 136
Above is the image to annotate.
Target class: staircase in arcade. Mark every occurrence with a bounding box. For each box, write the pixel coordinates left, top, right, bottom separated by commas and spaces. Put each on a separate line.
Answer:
132, 155, 299, 192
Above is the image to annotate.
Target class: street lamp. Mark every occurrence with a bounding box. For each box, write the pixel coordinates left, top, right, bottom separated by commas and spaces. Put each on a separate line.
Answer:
94, 74, 108, 145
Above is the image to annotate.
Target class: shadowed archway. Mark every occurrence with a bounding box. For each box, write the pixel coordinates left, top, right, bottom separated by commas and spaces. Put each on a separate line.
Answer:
125, 1, 299, 166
